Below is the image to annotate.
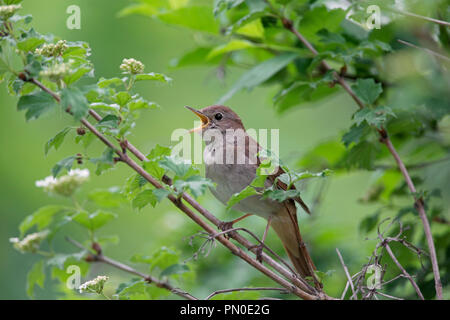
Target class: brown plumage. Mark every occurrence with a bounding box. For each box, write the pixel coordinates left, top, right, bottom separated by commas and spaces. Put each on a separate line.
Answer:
186, 105, 318, 283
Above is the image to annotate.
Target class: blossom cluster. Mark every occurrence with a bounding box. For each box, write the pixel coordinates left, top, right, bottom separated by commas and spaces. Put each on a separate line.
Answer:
0, 4, 22, 19
10, 231, 49, 254
35, 40, 68, 57
120, 58, 144, 74
39, 62, 71, 82
35, 169, 89, 197
79, 276, 109, 294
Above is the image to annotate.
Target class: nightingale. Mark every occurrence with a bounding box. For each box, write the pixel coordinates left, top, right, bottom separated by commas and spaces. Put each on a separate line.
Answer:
186, 105, 319, 284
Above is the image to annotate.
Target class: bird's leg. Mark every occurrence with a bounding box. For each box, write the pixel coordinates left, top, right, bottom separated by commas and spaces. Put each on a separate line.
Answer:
218, 213, 253, 239
249, 216, 272, 263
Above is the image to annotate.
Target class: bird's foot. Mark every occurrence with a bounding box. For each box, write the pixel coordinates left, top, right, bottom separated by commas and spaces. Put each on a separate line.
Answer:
248, 244, 264, 263
218, 221, 236, 239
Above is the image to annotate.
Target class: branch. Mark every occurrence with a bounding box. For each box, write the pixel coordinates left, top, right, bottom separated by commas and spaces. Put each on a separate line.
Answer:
205, 287, 288, 300
389, 8, 450, 27
65, 237, 197, 300
27, 78, 328, 300
281, 17, 443, 300
336, 248, 356, 299
397, 39, 450, 62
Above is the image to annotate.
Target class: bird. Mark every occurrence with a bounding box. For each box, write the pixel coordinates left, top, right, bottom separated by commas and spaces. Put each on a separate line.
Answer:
185, 105, 319, 285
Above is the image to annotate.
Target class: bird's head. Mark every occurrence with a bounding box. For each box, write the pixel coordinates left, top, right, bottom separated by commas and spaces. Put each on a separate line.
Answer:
185, 105, 245, 134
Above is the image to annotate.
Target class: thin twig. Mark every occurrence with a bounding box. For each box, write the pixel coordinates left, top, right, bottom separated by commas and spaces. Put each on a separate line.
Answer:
389, 8, 450, 27
336, 248, 356, 300
26, 78, 326, 300
205, 287, 288, 300
280, 15, 443, 300
383, 242, 425, 300
65, 237, 198, 300
397, 39, 450, 62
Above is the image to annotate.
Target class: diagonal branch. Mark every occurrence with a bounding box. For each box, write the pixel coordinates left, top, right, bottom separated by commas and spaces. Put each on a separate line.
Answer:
26, 78, 327, 300
205, 287, 288, 300
280, 17, 443, 300
65, 236, 197, 300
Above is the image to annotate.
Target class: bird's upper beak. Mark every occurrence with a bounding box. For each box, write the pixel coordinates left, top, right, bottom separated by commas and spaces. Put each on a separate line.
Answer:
185, 106, 210, 133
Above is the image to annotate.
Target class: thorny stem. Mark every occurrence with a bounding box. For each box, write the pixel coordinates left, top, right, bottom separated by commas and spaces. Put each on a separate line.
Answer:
281, 16, 443, 300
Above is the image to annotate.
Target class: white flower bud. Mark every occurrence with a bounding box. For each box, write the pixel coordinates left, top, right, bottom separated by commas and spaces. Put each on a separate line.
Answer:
120, 58, 144, 74
0, 4, 22, 19
10, 230, 49, 254
35, 169, 90, 197
79, 276, 109, 294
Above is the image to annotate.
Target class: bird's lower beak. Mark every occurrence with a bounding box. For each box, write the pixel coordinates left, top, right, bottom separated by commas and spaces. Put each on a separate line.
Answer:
185, 106, 209, 133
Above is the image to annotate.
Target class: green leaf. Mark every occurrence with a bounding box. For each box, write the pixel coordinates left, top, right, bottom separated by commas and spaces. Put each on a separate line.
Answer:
17, 91, 57, 121
341, 123, 370, 147
173, 175, 215, 198
207, 39, 255, 60
97, 77, 123, 88
353, 105, 396, 128
135, 72, 172, 83
51, 156, 76, 177
71, 210, 118, 231
45, 127, 71, 155
90, 148, 115, 175
19, 205, 64, 236
351, 78, 383, 105
170, 47, 219, 68
26, 260, 45, 298
60, 87, 89, 121
359, 210, 381, 233
235, 18, 264, 39
64, 66, 93, 86
160, 264, 189, 277
132, 189, 158, 210
226, 185, 258, 210
143, 161, 165, 180
17, 37, 44, 52
159, 155, 191, 177
88, 188, 127, 208
345, 141, 378, 170
115, 280, 151, 300
157, 6, 219, 34
128, 98, 158, 111
113, 91, 132, 106
262, 189, 301, 202
153, 188, 171, 202
218, 52, 299, 104
147, 144, 172, 160
298, 6, 346, 43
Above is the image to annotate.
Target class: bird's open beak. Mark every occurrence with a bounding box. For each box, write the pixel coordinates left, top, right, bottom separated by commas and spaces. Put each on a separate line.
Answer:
185, 106, 210, 133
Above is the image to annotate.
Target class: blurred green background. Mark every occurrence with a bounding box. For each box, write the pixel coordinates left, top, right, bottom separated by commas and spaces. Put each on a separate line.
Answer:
0, 0, 441, 299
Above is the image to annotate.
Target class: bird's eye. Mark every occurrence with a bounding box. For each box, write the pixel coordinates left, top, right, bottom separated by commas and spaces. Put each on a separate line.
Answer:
214, 113, 223, 121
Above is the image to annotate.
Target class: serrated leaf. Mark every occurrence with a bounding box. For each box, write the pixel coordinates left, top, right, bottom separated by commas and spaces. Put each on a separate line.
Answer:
153, 188, 171, 202
51, 156, 76, 177
173, 175, 215, 198
26, 260, 45, 298
71, 210, 117, 231
226, 186, 258, 210
132, 189, 158, 210
45, 127, 71, 155
341, 123, 370, 147
135, 72, 172, 83
19, 205, 65, 236
97, 77, 123, 88
143, 161, 165, 180
262, 189, 301, 202
17, 37, 44, 52
60, 87, 89, 121
218, 52, 299, 104
160, 264, 189, 277
159, 155, 191, 177
17, 91, 57, 121
157, 6, 219, 34
351, 78, 383, 105
128, 98, 158, 111
88, 188, 127, 208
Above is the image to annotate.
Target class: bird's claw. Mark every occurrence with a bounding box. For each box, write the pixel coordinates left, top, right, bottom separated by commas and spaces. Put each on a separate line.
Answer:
248, 244, 264, 263
218, 221, 235, 239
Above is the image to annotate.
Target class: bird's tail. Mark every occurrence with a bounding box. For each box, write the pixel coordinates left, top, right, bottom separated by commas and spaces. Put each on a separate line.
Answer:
270, 205, 320, 288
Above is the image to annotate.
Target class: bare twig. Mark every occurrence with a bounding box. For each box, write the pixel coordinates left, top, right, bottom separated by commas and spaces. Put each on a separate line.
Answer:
205, 287, 288, 300
336, 248, 356, 299
280, 16, 443, 300
397, 39, 450, 62
65, 237, 197, 300
389, 8, 450, 27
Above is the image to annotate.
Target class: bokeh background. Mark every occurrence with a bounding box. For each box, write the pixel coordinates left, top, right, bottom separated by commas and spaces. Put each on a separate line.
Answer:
0, 0, 447, 299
